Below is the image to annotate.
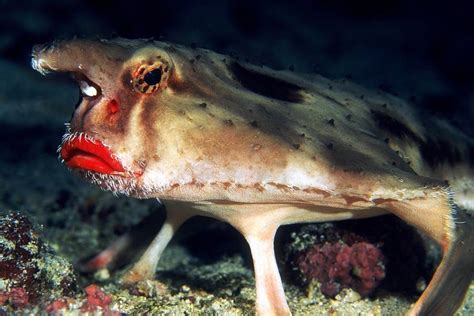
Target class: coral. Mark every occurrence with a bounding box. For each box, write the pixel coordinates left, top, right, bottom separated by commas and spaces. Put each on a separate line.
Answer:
288, 216, 429, 298
82, 284, 113, 311
80, 284, 119, 315
45, 298, 69, 314
0, 287, 29, 308
337, 216, 431, 293
296, 241, 385, 297
0, 211, 76, 311
45, 285, 120, 315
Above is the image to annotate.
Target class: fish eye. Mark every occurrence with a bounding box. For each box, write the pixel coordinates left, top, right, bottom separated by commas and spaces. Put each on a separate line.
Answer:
132, 60, 171, 94
143, 68, 162, 85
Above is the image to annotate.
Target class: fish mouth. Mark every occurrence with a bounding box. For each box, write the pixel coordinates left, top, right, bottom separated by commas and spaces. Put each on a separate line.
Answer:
60, 137, 126, 175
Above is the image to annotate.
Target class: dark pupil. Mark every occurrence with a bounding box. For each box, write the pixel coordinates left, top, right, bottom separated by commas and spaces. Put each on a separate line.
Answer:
143, 68, 162, 85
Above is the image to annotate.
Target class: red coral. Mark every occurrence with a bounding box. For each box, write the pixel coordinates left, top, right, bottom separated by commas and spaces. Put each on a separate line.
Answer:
80, 284, 120, 315
45, 299, 69, 313
45, 285, 120, 315
0, 288, 29, 308
297, 241, 385, 297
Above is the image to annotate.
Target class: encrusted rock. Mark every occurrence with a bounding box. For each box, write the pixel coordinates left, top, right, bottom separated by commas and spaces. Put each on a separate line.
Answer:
0, 211, 76, 311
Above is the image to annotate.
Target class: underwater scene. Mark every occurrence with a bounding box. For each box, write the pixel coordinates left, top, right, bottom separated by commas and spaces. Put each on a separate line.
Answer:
1, 0, 473, 314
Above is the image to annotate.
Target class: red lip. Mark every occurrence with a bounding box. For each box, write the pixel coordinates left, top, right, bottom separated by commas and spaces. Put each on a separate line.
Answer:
60, 137, 125, 174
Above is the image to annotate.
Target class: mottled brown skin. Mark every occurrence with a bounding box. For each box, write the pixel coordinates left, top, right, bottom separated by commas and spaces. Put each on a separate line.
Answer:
32, 38, 474, 315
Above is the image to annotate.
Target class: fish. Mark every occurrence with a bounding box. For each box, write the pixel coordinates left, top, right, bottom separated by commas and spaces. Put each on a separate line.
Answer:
31, 38, 474, 315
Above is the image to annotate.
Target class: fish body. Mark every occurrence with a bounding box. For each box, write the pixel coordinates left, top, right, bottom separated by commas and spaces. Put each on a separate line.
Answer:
32, 38, 474, 315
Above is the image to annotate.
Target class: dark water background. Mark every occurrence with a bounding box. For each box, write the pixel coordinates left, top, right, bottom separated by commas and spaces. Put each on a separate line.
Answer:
0, 0, 473, 312
1, 0, 473, 128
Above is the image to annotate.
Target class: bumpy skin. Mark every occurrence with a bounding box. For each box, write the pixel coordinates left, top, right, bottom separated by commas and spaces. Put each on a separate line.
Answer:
32, 38, 474, 315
